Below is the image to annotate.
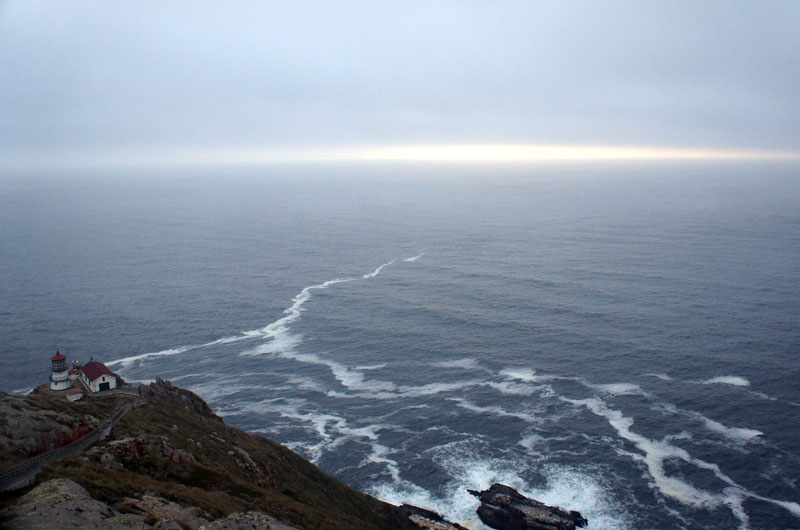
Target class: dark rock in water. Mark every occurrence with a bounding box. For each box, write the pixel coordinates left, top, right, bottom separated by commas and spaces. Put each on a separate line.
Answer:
468, 483, 588, 530
400, 504, 469, 530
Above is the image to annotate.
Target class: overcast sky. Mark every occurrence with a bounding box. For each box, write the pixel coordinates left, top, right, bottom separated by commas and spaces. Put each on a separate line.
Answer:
1, 1, 799, 168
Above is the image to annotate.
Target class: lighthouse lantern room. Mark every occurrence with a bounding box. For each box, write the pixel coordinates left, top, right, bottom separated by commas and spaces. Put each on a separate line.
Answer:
50, 351, 70, 391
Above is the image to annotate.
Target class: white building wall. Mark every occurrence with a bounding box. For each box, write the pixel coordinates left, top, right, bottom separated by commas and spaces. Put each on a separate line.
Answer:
50, 370, 70, 391
84, 373, 117, 392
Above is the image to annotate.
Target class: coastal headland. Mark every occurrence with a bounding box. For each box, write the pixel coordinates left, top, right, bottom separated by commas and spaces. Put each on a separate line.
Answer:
0, 378, 585, 530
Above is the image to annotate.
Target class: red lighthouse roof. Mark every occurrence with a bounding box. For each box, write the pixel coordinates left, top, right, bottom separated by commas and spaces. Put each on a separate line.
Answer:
51, 351, 66, 361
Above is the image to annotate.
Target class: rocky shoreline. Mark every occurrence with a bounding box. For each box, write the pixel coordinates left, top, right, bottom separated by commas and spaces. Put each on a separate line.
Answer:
0, 379, 586, 529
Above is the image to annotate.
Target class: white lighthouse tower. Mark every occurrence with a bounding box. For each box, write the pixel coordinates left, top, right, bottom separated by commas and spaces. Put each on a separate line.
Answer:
50, 351, 70, 391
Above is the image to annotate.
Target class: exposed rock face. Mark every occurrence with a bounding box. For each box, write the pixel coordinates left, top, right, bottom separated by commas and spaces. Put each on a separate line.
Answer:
0, 383, 429, 529
93, 434, 197, 471
5, 478, 221, 529
0, 392, 100, 456
139, 378, 218, 419
119, 493, 212, 528
468, 484, 588, 530
400, 504, 469, 530
3, 478, 147, 529
229, 445, 275, 488
200, 511, 299, 529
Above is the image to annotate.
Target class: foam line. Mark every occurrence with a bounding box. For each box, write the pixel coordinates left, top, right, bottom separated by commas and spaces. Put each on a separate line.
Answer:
588, 382, 647, 397
700, 376, 751, 387
108, 345, 197, 368
565, 395, 798, 526
109, 333, 254, 368
433, 357, 482, 370
250, 276, 356, 341
363, 259, 396, 279
110, 257, 414, 371
355, 363, 387, 371
645, 373, 673, 381
403, 253, 424, 262
655, 402, 763, 444
370, 444, 630, 529
499, 367, 554, 383
694, 413, 762, 443
449, 397, 540, 424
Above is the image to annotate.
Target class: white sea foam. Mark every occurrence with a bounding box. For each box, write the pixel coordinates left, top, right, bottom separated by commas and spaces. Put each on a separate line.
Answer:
362, 440, 403, 483
398, 381, 479, 398
258, 401, 401, 469
564, 395, 798, 526
589, 382, 646, 396
747, 390, 777, 401
111, 257, 410, 373
248, 276, 356, 345
499, 367, 552, 383
449, 398, 541, 424
645, 373, 673, 381
697, 416, 763, 443
658, 402, 763, 444
108, 333, 251, 369
519, 433, 580, 453
169, 372, 204, 382
363, 259, 396, 279
483, 381, 538, 396
565, 396, 730, 506
518, 434, 548, 452
370, 444, 630, 530
701, 376, 751, 387
324, 378, 485, 402
108, 345, 195, 368
187, 380, 262, 404
403, 253, 424, 262
355, 363, 387, 371
434, 357, 481, 370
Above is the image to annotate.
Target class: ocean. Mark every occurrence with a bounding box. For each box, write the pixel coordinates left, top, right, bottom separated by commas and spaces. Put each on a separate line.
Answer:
1, 163, 799, 529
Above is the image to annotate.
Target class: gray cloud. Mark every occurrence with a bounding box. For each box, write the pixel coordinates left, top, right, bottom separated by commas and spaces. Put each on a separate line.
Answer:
1, 0, 799, 165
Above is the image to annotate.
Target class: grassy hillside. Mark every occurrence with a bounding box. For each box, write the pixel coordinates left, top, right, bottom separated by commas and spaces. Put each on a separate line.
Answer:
1, 381, 417, 530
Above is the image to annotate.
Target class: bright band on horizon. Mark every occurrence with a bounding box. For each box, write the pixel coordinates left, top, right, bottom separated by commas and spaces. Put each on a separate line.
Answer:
348, 144, 800, 162
5, 144, 800, 171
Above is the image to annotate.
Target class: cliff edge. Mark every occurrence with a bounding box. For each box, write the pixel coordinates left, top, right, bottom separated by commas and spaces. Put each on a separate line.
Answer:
0, 379, 420, 529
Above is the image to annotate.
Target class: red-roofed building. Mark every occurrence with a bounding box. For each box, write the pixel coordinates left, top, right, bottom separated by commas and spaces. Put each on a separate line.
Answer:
66, 387, 83, 401
80, 361, 118, 393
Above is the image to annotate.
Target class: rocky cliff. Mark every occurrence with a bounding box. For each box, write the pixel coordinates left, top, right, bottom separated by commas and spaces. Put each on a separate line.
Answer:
0, 379, 420, 529
0, 380, 586, 530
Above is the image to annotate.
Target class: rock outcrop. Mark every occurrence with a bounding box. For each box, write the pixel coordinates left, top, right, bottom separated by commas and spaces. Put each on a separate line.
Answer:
3, 478, 296, 530
200, 511, 299, 529
0, 381, 421, 530
468, 484, 588, 530
139, 377, 218, 419
0, 392, 101, 457
3, 478, 147, 529
400, 504, 469, 530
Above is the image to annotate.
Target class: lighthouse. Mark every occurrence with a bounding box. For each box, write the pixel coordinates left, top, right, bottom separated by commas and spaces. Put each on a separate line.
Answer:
50, 351, 70, 391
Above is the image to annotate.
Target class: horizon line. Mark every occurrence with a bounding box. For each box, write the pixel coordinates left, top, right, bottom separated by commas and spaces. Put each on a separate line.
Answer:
3, 143, 800, 171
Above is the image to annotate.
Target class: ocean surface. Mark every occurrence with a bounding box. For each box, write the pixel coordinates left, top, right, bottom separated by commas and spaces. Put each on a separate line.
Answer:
1, 163, 799, 529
